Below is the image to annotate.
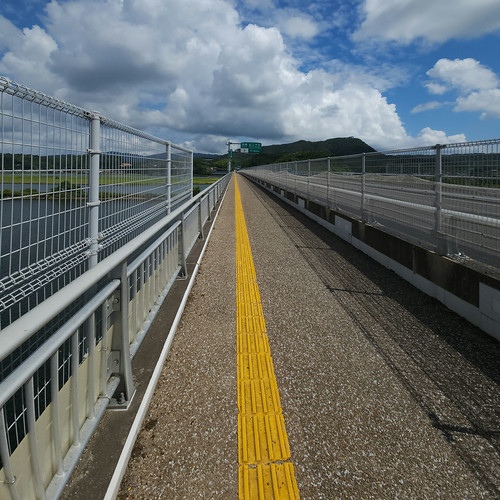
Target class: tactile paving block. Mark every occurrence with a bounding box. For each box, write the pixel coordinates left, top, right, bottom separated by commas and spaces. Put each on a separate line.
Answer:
237, 331, 270, 354
238, 413, 291, 464
238, 379, 282, 415
237, 353, 277, 382
235, 176, 299, 498
239, 463, 300, 500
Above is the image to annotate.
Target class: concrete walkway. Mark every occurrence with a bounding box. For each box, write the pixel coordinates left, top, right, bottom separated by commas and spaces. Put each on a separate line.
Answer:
76, 174, 499, 499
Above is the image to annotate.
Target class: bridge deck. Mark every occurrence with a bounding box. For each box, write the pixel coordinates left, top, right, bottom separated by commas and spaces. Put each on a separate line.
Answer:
64, 174, 500, 499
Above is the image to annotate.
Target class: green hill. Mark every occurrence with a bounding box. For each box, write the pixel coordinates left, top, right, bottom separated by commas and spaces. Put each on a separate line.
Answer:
198, 137, 376, 172
260, 137, 375, 157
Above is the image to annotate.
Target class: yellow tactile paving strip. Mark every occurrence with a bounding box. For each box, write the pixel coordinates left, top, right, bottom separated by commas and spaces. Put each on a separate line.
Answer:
235, 175, 299, 499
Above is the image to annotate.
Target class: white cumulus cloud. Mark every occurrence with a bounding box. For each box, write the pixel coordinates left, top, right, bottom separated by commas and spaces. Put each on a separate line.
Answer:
427, 58, 499, 93
354, 0, 500, 43
455, 89, 500, 119
424, 58, 500, 120
280, 16, 320, 40
0, 18, 58, 89
0, 0, 465, 152
425, 82, 448, 95
414, 127, 466, 145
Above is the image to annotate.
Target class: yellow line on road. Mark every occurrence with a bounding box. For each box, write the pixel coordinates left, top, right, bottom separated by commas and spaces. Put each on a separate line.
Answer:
235, 175, 299, 499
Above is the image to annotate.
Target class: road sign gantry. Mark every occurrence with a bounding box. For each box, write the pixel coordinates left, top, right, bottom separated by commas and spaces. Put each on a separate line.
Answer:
227, 140, 262, 172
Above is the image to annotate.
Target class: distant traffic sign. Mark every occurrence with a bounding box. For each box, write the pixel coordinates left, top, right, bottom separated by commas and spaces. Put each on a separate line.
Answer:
240, 142, 262, 154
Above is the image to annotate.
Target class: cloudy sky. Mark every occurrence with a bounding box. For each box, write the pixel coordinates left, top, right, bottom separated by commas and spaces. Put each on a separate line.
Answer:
1, 0, 499, 153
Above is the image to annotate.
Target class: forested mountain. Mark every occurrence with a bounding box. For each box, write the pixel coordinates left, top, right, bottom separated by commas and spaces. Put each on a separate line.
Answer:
259, 137, 375, 157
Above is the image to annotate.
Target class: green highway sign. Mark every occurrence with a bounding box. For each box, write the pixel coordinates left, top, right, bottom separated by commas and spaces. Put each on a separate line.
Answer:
240, 142, 262, 154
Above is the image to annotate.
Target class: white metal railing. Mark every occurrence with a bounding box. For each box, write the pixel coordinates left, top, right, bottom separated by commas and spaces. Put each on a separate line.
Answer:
242, 139, 500, 273
0, 75, 232, 499
0, 173, 230, 499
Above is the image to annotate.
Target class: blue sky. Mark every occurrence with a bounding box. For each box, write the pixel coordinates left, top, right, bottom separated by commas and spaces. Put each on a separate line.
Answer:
1, 0, 499, 153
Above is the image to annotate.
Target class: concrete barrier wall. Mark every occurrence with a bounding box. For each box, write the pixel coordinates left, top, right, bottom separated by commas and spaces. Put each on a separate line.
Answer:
244, 175, 500, 342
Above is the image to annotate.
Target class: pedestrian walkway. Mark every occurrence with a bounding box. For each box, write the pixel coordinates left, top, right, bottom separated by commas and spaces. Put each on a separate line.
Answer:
76, 174, 499, 499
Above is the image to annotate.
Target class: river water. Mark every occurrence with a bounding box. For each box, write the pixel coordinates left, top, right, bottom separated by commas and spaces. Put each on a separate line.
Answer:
6, 183, 211, 193
1, 182, 212, 281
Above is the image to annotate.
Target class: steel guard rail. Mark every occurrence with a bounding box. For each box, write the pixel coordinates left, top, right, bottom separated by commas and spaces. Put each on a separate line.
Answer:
0, 173, 231, 500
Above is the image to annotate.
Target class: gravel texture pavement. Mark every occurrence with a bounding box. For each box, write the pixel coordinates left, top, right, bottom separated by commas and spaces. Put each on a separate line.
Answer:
117, 177, 238, 499
116, 174, 499, 499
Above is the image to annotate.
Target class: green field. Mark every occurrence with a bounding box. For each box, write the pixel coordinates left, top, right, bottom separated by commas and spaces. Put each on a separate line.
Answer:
1, 174, 218, 186
1, 173, 222, 199
193, 176, 218, 185
2, 174, 146, 185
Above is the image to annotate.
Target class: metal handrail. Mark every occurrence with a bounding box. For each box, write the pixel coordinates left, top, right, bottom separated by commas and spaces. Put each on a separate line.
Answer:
0, 174, 230, 363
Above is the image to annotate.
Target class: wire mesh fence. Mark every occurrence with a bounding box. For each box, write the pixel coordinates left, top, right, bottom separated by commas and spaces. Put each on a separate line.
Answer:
243, 139, 500, 274
0, 77, 193, 331
0, 79, 91, 331
98, 122, 171, 258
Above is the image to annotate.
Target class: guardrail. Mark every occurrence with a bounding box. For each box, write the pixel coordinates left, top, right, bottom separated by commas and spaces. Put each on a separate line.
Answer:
0, 173, 230, 499
241, 139, 500, 274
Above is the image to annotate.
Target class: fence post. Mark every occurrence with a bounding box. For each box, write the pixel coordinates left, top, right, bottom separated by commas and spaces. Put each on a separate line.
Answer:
307, 160, 311, 200
361, 153, 367, 222
50, 353, 64, 476
295, 162, 299, 197
1, 408, 21, 499
327, 158, 331, 206
179, 212, 187, 277
100, 302, 109, 397
190, 150, 194, 197
207, 190, 212, 221
108, 261, 135, 408
166, 142, 172, 214
87, 316, 96, 421
198, 201, 204, 240
434, 144, 446, 255
70, 332, 80, 446
25, 379, 46, 500
88, 113, 101, 268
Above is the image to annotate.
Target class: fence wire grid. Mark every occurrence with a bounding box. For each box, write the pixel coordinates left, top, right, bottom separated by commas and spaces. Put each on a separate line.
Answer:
0, 77, 192, 331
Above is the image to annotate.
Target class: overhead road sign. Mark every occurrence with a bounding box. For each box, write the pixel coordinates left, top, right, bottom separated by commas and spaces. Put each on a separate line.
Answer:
240, 142, 262, 154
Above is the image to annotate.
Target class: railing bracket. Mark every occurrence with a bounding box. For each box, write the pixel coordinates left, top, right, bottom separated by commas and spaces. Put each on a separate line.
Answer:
106, 291, 121, 316
107, 351, 121, 377
107, 389, 136, 411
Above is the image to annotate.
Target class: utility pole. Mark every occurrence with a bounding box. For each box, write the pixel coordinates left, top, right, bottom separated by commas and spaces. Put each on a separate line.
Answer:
227, 140, 241, 173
